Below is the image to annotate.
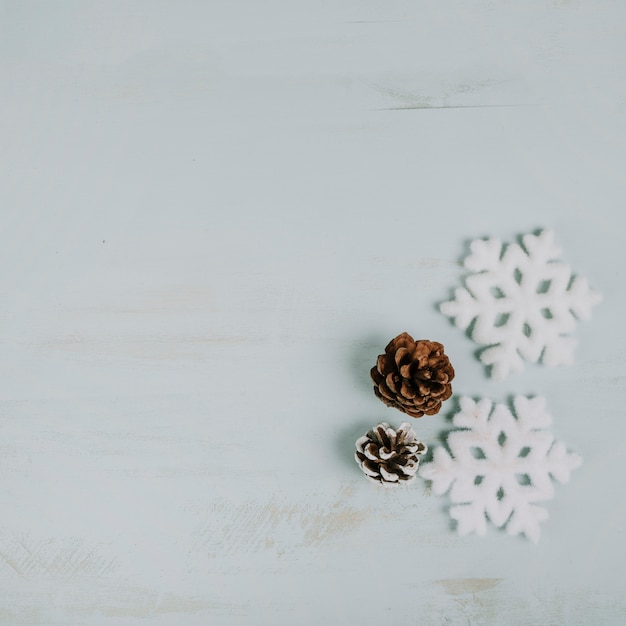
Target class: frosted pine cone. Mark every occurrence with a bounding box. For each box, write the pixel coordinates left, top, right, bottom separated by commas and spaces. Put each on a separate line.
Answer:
355, 422, 427, 486
371, 332, 454, 418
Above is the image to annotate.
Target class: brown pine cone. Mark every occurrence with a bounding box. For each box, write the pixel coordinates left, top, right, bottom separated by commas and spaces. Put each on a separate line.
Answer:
355, 421, 427, 486
371, 332, 454, 418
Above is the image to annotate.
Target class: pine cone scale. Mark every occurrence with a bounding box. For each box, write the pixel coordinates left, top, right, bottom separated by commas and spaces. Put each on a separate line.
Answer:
375, 387, 394, 403
394, 347, 410, 368
399, 363, 412, 378
385, 373, 399, 393
400, 380, 416, 399
380, 466, 398, 482
364, 443, 379, 460
360, 461, 379, 478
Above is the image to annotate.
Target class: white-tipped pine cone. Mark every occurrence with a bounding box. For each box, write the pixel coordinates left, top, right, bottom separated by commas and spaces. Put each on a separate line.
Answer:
355, 422, 427, 486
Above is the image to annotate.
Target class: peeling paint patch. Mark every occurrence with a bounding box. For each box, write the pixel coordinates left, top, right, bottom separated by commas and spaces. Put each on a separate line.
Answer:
97, 588, 245, 618
437, 577, 502, 596
192, 483, 376, 556
0, 536, 118, 579
0, 585, 248, 623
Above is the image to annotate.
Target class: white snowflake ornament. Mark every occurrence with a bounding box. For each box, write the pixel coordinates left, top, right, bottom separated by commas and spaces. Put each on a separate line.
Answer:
440, 230, 602, 380
420, 396, 581, 542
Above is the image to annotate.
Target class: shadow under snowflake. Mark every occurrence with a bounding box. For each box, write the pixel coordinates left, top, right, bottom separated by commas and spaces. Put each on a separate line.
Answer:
419, 395, 581, 542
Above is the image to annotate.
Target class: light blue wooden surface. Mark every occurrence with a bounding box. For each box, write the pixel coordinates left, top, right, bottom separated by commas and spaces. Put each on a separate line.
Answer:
1, 1, 625, 624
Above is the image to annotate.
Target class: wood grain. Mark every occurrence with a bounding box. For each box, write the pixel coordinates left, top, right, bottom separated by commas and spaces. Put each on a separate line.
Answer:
1, 0, 625, 623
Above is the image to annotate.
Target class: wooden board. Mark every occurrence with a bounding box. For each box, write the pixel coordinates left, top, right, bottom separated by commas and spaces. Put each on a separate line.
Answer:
1, 1, 625, 623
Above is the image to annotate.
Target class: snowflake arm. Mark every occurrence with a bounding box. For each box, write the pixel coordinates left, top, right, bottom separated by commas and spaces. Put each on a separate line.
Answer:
419, 396, 582, 542
440, 230, 602, 380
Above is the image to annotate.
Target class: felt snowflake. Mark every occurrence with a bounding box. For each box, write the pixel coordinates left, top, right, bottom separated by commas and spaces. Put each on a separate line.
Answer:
440, 230, 602, 380
420, 396, 581, 542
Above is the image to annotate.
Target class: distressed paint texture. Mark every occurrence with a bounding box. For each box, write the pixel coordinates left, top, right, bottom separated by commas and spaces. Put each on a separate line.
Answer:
1, 0, 626, 624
